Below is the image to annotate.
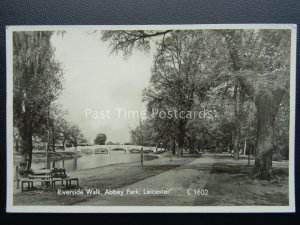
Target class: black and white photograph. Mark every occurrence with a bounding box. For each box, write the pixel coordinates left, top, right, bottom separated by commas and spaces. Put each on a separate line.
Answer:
6, 25, 296, 212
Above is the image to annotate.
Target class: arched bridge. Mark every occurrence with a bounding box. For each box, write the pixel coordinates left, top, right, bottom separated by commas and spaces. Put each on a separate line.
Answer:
77, 145, 162, 154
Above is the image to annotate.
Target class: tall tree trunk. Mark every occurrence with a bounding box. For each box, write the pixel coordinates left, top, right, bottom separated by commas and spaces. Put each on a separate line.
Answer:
177, 120, 185, 157
62, 139, 66, 150
187, 136, 195, 154
177, 134, 184, 157
223, 31, 242, 158
15, 137, 19, 152
52, 128, 56, 152
237, 75, 287, 180
19, 123, 33, 174
164, 143, 168, 151
26, 127, 33, 170
172, 138, 176, 155
197, 140, 201, 152
233, 84, 241, 159
243, 140, 247, 155
253, 91, 282, 179
17, 97, 34, 175
233, 128, 240, 159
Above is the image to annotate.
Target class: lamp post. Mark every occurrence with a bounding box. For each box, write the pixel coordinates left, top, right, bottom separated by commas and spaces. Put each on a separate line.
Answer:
45, 101, 51, 169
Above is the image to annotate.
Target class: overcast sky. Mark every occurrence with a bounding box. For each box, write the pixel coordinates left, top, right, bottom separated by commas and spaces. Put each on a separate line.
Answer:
51, 30, 154, 144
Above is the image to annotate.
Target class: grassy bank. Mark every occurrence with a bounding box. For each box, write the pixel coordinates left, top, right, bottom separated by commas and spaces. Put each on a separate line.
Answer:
13, 156, 194, 205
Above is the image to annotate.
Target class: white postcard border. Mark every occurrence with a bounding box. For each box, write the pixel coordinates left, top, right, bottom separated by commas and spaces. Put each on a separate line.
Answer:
6, 24, 297, 213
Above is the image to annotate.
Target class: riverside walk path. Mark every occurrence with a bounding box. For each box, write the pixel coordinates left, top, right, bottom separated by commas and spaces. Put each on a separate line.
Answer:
78, 154, 288, 206
78, 155, 215, 206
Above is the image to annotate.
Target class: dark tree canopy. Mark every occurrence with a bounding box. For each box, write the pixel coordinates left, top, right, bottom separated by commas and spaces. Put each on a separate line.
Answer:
94, 133, 107, 145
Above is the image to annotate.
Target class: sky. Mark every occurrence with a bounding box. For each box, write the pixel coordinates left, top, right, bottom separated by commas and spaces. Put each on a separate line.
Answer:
51, 30, 154, 144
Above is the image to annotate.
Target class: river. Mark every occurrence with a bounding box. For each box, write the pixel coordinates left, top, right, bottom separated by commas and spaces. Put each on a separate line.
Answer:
14, 152, 141, 178
33, 152, 141, 172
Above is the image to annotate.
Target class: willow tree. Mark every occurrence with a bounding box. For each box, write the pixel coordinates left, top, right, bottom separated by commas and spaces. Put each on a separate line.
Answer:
13, 31, 63, 173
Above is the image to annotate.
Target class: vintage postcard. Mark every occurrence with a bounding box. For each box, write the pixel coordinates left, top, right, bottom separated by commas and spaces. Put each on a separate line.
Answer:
6, 24, 296, 213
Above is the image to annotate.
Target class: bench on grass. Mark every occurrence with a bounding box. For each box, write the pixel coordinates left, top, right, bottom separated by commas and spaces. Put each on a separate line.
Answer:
17, 177, 51, 192
51, 178, 79, 189
17, 179, 34, 192
51, 168, 67, 179
29, 174, 53, 186
17, 174, 51, 191
17, 177, 80, 192
16, 168, 79, 192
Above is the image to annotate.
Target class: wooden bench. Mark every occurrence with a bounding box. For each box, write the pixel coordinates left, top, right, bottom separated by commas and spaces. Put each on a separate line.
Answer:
17, 175, 52, 192
51, 178, 79, 189
51, 168, 67, 179
17, 179, 34, 192
17, 178, 52, 192
66, 178, 79, 188
17, 177, 79, 192
16, 168, 79, 192
29, 174, 53, 186
28, 175, 52, 180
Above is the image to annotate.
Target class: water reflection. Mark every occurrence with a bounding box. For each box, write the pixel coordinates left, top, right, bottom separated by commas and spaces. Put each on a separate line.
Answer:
30, 152, 140, 172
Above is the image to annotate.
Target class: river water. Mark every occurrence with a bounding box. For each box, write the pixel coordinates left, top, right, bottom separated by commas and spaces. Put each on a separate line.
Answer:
15, 152, 141, 177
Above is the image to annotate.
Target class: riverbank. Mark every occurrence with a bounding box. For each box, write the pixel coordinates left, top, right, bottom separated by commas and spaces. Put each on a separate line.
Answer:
13, 153, 289, 206
13, 155, 194, 205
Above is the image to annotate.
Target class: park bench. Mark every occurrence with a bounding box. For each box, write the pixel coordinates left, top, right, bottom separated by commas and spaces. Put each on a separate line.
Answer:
17, 174, 52, 192
29, 174, 53, 187
51, 168, 68, 178
51, 177, 79, 189
17, 178, 34, 192
16, 168, 79, 192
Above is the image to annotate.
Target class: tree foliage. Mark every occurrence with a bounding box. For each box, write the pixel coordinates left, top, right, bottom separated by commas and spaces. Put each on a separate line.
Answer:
13, 31, 63, 171
102, 29, 291, 179
13, 31, 88, 172
94, 133, 107, 145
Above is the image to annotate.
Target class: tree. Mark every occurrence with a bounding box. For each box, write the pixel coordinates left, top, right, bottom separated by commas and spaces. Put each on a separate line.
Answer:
101, 30, 172, 57
13, 127, 21, 152
13, 31, 63, 173
144, 30, 228, 156
130, 118, 161, 147
69, 125, 86, 149
103, 30, 227, 156
218, 29, 291, 179
273, 94, 289, 160
47, 104, 66, 152
94, 133, 107, 145
60, 118, 72, 150
102, 29, 291, 179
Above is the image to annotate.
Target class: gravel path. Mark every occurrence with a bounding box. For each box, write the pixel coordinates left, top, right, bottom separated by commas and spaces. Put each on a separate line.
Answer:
78, 156, 215, 206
